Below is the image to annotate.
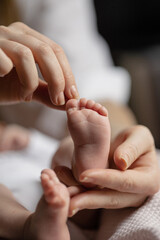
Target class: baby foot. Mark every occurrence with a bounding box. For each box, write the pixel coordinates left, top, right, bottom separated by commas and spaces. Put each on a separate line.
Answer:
24, 169, 70, 240
66, 98, 111, 186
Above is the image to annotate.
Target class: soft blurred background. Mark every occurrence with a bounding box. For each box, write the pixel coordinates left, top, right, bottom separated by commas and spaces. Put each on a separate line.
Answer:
94, 0, 160, 148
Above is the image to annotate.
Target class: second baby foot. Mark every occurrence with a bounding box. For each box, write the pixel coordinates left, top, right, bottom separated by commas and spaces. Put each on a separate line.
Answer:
66, 98, 111, 186
24, 169, 70, 240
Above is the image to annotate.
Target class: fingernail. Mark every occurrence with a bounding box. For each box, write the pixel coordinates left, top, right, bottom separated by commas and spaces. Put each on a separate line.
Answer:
56, 92, 65, 105
120, 156, 128, 170
70, 85, 79, 99
72, 208, 79, 216
80, 177, 90, 182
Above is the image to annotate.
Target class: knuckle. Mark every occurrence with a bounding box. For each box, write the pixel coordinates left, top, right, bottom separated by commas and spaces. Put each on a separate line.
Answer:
53, 44, 64, 55
65, 71, 73, 82
136, 125, 149, 134
38, 43, 52, 55
0, 25, 10, 35
15, 46, 32, 59
135, 125, 150, 136
121, 176, 133, 191
107, 196, 119, 208
9, 22, 26, 31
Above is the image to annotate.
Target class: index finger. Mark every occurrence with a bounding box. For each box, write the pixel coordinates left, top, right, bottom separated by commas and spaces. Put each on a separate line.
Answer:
9, 22, 79, 101
69, 189, 146, 216
79, 154, 160, 195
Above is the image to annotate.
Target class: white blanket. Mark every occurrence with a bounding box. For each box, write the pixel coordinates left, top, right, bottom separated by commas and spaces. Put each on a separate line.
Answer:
96, 191, 160, 240
0, 131, 160, 240
0, 130, 59, 211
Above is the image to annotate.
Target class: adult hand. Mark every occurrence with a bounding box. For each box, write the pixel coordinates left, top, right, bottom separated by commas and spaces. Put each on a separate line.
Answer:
0, 22, 79, 107
54, 125, 160, 216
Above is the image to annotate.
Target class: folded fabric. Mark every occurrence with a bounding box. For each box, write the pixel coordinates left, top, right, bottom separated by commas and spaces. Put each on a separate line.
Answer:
96, 150, 160, 240
96, 191, 160, 240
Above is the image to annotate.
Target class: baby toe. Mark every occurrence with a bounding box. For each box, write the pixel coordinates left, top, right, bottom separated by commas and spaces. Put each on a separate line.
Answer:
66, 99, 79, 112
86, 100, 95, 109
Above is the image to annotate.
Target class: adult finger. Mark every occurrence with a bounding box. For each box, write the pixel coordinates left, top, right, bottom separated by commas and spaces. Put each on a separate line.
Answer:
9, 22, 79, 101
68, 186, 85, 198
54, 167, 85, 197
54, 166, 79, 187
79, 161, 160, 195
0, 39, 38, 101
0, 48, 13, 76
8, 33, 66, 105
112, 125, 155, 170
33, 79, 65, 110
69, 190, 146, 216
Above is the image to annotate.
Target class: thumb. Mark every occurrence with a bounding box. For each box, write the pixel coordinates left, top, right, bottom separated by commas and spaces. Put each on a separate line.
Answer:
113, 125, 154, 170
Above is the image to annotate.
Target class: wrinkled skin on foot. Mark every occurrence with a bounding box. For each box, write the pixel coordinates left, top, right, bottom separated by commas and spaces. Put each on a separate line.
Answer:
66, 98, 111, 186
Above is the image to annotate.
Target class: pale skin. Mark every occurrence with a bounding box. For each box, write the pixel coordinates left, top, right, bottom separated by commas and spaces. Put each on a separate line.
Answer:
0, 21, 79, 239
0, 98, 111, 239
0, 22, 79, 107
0, 169, 70, 240
66, 98, 111, 186
0, 123, 30, 151
0, 22, 159, 238
0, 99, 160, 239
1, 20, 157, 239
23, 169, 70, 240
53, 125, 160, 217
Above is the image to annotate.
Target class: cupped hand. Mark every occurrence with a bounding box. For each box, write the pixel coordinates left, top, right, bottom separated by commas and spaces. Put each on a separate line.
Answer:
0, 22, 79, 107
55, 125, 160, 216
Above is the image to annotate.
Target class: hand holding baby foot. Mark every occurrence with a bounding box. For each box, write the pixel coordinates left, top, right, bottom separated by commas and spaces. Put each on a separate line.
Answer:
54, 125, 160, 217
69, 126, 160, 215
0, 22, 79, 107
66, 98, 111, 186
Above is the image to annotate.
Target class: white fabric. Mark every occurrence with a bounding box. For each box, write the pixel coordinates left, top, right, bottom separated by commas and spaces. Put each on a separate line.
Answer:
0, 130, 59, 212
97, 150, 160, 240
15, 0, 130, 104
0, 131, 160, 239
97, 191, 160, 240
